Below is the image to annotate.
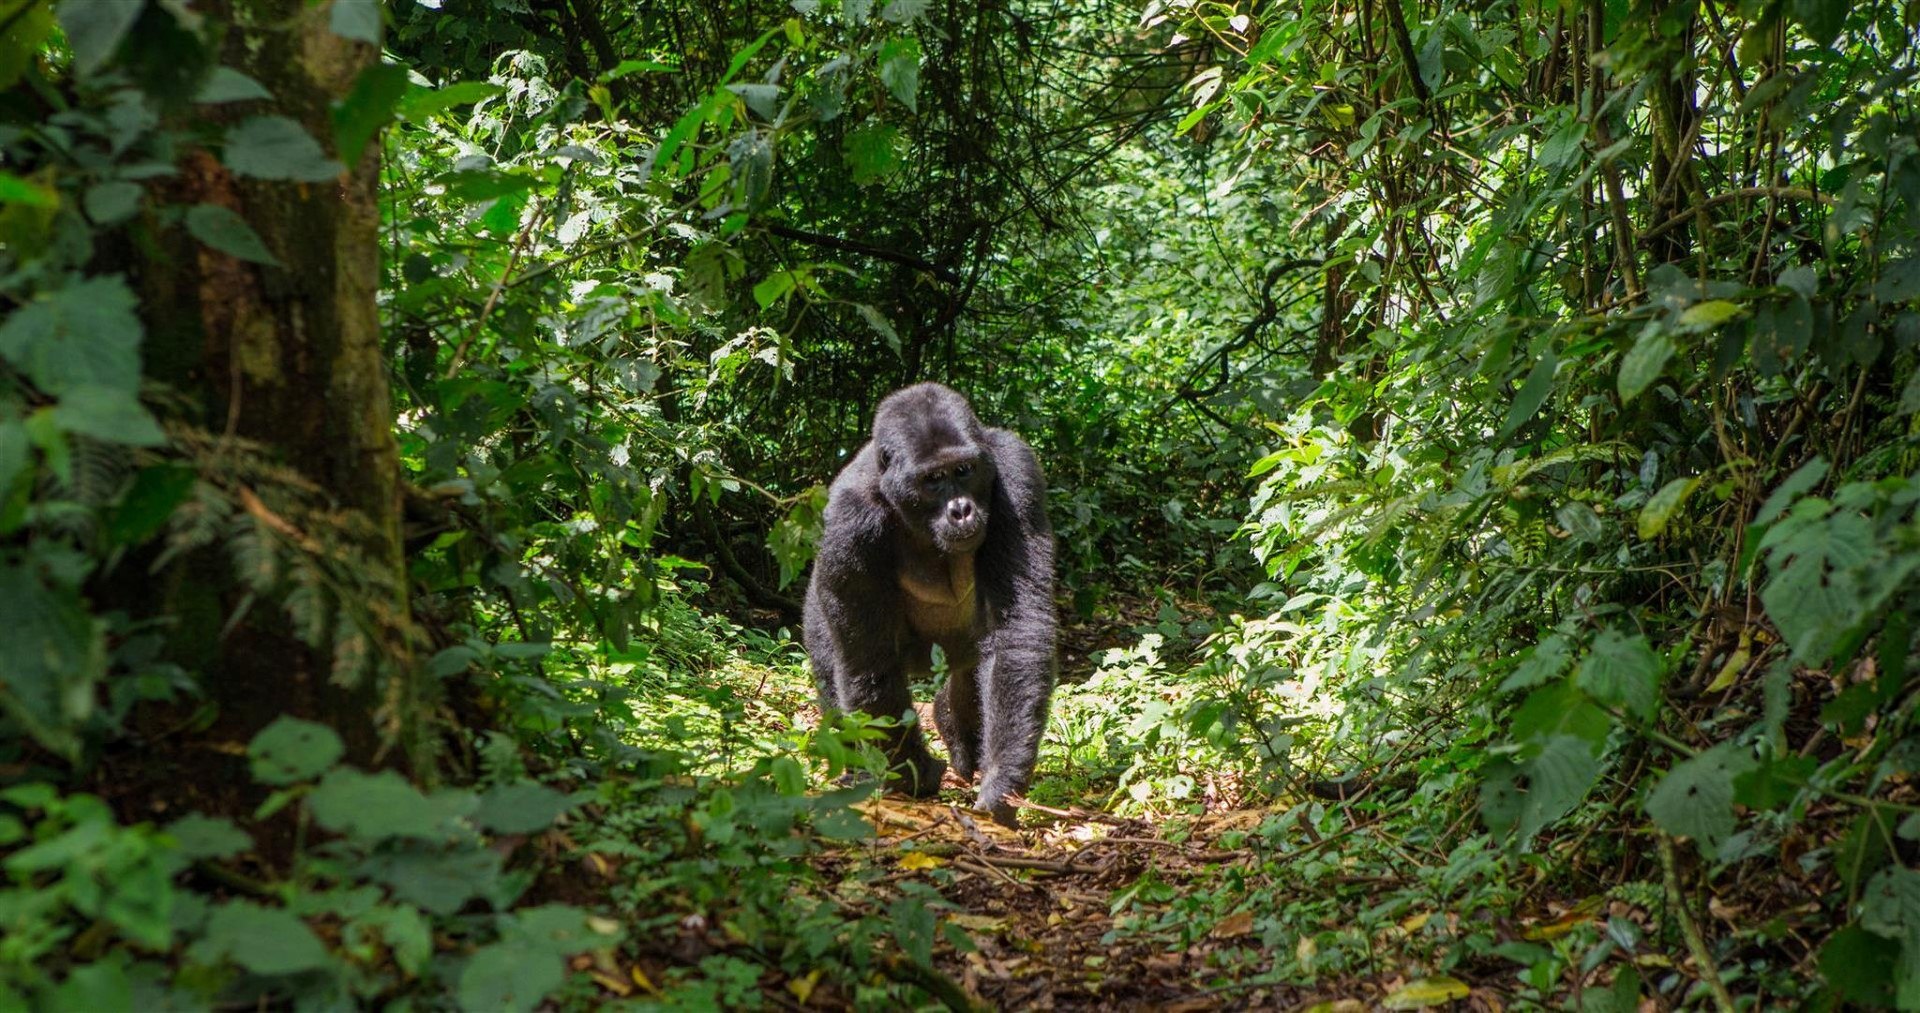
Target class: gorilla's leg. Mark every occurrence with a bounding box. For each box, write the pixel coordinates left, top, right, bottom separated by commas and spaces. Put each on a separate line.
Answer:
933, 664, 982, 782
837, 663, 946, 798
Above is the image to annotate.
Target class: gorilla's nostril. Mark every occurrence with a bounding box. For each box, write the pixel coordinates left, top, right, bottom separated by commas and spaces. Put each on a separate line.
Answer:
949, 500, 973, 522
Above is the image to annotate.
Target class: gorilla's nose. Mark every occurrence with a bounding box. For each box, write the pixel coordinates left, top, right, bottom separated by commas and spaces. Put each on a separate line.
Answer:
948, 499, 974, 524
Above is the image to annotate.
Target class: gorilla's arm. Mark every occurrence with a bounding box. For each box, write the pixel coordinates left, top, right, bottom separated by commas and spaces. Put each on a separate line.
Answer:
806, 452, 947, 794
974, 428, 1056, 819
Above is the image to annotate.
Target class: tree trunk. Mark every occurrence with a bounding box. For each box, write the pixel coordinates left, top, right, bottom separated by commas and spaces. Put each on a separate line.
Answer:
134, 0, 415, 769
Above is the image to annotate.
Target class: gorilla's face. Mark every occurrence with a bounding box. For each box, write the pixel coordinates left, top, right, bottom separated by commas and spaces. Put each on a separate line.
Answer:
873, 386, 997, 555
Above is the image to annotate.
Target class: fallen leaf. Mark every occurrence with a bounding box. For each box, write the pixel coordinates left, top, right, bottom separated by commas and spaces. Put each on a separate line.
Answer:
1211, 909, 1254, 939
787, 969, 822, 1004
898, 850, 945, 871
1381, 976, 1470, 1009
588, 970, 632, 996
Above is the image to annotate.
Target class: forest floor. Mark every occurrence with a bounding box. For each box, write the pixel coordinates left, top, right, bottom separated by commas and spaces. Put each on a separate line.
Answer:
709, 601, 1535, 1011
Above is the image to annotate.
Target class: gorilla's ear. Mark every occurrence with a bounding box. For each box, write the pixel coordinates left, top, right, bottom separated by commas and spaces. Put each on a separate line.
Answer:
878, 447, 893, 472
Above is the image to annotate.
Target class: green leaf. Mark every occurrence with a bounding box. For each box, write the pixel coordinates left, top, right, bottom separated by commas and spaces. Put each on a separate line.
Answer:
878, 37, 921, 113
1787, 0, 1846, 46
812, 803, 873, 840
855, 304, 901, 354
200, 901, 331, 976
753, 270, 797, 308
223, 116, 343, 182
196, 67, 271, 103
332, 62, 408, 165
1382, 977, 1471, 1010
328, 0, 379, 42
1499, 634, 1573, 692
83, 181, 141, 224
349, 906, 433, 975
56, 0, 144, 74
0, 171, 58, 208
1499, 347, 1557, 438
184, 204, 280, 266
397, 81, 504, 120
890, 897, 935, 967
0, 420, 26, 493
105, 464, 195, 546
53, 385, 164, 446
1575, 629, 1661, 720
1645, 743, 1756, 857
1861, 866, 1920, 1008
0, 562, 103, 757
881, 0, 928, 22
354, 846, 502, 914
843, 122, 901, 185
309, 768, 477, 841
247, 716, 344, 785
458, 941, 562, 1013
1616, 329, 1673, 402
1819, 925, 1899, 1007
1679, 299, 1742, 328
166, 815, 251, 860
475, 782, 577, 834
1637, 476, 1699, 539
1754, 457, 1827, 524
0, 274, 143, 395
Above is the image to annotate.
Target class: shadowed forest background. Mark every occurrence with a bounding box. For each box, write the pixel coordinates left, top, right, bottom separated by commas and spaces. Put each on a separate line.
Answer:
3, 0, 1920, 1008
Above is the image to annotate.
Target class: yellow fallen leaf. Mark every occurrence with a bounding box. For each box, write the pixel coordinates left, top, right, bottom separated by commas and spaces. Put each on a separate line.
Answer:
587, 915, 621, 935
1211, 909, 1254, 939
787, 969, 822, 1004
1399, 912, 1431, 934
898, 850, 945, 871
1706, 631, 1752, 693
1295, 935, 1317, 966
630, 966, 660, 995
1522, 896, 1604, 940
949, 913, 1007, 932
588, 970, 632, 996
1381, 977, 1470, 1010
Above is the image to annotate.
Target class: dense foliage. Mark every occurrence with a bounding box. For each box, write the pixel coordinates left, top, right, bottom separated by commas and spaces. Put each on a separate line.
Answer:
2, 0, 1918, 1008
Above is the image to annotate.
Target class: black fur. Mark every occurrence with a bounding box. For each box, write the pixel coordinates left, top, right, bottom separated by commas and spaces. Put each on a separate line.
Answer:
804, 383, 1056, 825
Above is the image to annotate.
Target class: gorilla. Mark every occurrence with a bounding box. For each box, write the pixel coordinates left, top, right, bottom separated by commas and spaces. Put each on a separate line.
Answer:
804, 383, 1056, 826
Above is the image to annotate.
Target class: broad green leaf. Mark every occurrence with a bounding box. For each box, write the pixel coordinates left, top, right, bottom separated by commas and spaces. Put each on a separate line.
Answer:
83, 180, 140, 224
505, 904, 604, 952
0, 274, 143, 395
247, 716, 344, 785
856, 303, 901, 354
397, 81, 504, 120
753, 270, 797, 308
196, 67, 271, 103
878, 37, 921, 113
1537, 118, 1585, 168
53, 385, 164, 446
1500, 347, 1557, 438
332, 62, 408, 164
56, 0, 143, 73
881, 0, 928, 23
0, 562, 103, 757
1616, 329, 1673, 402
223, 116, 343, 182
1382, 977, 1470, 1010
185, 204, 280, 266
1645, 743, 1755, 857
1819, 925, 1899, 1007
1755, 457, 1827, 524
349, 906, 433, 975
458, 941, 561, 1013
200, 901, 331, 976
1752, 295, 1812, 376
812, 803, 873, 840
1861, 866, 1920, 1008
0, 171, 57, 208
843, 122, 901, 184
891, 897, 936, 967
0, 421, 26, 492
1509, 680, 1612, 746
165, 814, 251, 860
106, 464, 195, 546
328, 0, 379, 42
1637, 476, 1699, 539
1575, 629, 1661, 720
1555, 501, 1605, 542
1787, 0, 1845, 46
308, 768, 477, 840
354, 846, 502, 914
1499, 633, 1572, 693
1679, 299, 1742, 328
475, 782, 577, 834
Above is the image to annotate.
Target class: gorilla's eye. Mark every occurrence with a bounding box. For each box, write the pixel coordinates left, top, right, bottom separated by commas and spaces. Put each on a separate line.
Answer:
953, 464, 973, 479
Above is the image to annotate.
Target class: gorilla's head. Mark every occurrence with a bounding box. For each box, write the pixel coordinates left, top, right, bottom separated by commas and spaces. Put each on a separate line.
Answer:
873, 383, 997, 555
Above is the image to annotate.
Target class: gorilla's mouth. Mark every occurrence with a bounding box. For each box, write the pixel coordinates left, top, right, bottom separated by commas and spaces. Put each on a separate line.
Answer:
936, 518, 986, 552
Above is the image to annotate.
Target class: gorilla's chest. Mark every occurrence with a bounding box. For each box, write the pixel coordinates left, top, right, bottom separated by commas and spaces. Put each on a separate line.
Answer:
898, 553, 977, 644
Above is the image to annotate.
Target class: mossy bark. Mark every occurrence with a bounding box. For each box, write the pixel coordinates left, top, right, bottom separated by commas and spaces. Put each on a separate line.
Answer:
134, 1, 414, 769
